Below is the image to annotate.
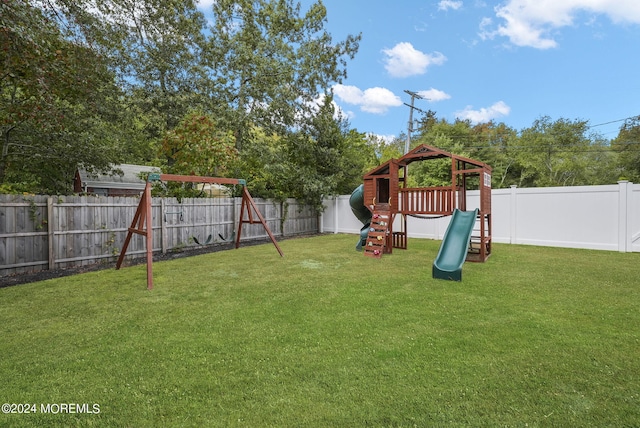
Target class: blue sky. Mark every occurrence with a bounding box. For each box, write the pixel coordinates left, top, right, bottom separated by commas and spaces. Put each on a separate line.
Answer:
199, 0, 640, 141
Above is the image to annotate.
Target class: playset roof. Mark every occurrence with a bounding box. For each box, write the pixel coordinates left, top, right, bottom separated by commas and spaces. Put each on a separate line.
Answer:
364, 144, 490, 178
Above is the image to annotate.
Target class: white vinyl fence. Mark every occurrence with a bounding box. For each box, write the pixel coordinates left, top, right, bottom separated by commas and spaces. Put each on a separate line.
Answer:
321, 181, 640, 253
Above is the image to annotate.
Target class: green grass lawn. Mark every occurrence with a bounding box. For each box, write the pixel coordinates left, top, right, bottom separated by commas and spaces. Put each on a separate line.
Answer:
1, 234, 639, 427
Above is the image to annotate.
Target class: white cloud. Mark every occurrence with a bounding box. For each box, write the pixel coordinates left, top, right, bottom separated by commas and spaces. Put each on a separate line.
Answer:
382, 42, 447, 78
481, 0, 640, 49
438, 0, 463, 11
332, 85, 363, 105
333, 85, 403, 115
455, 101, 511, 123
417, 88, 452, 102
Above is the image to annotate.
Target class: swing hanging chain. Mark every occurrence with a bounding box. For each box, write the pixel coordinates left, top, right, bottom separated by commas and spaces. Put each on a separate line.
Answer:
163, 211, 184, 222
164, 189, 185, 223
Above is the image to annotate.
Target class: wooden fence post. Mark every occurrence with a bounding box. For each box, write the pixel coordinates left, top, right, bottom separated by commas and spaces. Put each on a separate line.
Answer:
47, 197, 55, 270
161, 198, 167, 254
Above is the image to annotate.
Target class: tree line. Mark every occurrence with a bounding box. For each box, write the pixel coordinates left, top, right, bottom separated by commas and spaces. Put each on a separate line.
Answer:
2, 0, 639, 211
391, 113, 640, 190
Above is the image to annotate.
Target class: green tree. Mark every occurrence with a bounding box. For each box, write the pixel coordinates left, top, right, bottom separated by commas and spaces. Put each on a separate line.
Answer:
299, 97, 375, 197
612, 116, 640, 182
518, 117, 595, 187
283, 97, 348, 210
239, 97, 375, 210
1, 0, 124, 193
101, 0, 211, 141
415, 118, 474, 150
37, 0, 213, 145
203, 0, 361, 149
366, 134, 404, 166
160, 112, 238, 177
236, 126, 291, 201
582, 133, 619, 185
337, 129, 377, 194
2, 0, 373, 198
468, 121, 520, 189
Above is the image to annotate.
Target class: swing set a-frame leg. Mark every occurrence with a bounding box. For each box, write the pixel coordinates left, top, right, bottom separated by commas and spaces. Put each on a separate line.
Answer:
235, 186, 284, 257
116, 181, 154, 289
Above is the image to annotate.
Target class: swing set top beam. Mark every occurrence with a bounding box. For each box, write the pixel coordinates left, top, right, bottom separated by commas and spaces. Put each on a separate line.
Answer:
148, 173, 246, 186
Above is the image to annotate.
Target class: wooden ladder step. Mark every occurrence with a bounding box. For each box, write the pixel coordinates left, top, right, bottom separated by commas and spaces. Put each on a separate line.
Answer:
363, 210, 390, 258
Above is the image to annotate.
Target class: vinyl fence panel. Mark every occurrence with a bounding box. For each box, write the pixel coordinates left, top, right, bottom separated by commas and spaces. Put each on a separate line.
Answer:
322, 181, 640, 254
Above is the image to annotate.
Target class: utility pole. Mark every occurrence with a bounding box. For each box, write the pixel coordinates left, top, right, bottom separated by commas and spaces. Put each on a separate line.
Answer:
404, 90, 426, 154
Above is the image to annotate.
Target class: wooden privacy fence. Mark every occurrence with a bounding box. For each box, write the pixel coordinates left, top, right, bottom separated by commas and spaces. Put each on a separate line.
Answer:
0, 194, 318, 277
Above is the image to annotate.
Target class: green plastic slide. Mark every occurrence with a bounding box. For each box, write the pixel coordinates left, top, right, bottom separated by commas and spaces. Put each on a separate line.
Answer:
432, 208, 478, 281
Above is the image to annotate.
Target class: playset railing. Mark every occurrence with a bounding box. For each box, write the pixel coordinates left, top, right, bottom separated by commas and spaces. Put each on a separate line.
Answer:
399, 186, 456, 215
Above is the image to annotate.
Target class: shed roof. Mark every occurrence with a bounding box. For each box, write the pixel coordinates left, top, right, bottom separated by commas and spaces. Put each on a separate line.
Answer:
77, 164, 161, 190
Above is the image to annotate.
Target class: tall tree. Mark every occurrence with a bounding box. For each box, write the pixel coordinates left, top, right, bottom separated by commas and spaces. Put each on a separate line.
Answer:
583, 133, 620, 185
1, 0, 123, 193
37, 0, 213, 136
238, 97, 375, 210
101, 0, 211, 139
299, 96, 374, 197
159, 112, 238, 177
236, 125, 291, 200
517, 117, 594, 187
337, 128, 377, 194
3, 0, 365, 196
470, 121, 519, 188
612, 116, 640, 182
367, 134, 404, 166
283, 96, 348, 210
203, 0, 361, 149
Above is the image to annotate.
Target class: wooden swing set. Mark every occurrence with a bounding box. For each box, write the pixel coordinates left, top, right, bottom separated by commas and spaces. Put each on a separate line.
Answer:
115, 173, 283, 289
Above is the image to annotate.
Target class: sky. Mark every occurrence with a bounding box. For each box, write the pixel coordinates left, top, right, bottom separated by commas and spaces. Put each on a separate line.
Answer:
197, 0, 640, 142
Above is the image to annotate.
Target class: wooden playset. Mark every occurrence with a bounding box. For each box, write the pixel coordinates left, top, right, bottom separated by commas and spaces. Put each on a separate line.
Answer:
358, 144, 492, 262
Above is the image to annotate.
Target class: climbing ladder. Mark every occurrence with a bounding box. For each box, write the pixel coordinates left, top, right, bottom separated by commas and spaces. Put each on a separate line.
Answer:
363, 206, 391, 258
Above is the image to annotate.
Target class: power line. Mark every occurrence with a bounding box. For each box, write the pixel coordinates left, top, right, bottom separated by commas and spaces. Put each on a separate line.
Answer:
588, 115, 639, 128
398, 139, 640, 153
